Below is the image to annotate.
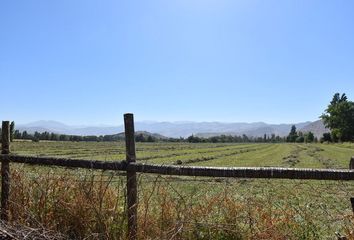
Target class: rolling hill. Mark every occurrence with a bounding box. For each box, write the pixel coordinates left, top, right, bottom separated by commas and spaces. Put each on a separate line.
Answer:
299, 120, 329, 138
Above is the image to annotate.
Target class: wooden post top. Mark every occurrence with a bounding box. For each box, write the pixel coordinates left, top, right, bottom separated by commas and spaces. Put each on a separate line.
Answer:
1, 121, 10, 155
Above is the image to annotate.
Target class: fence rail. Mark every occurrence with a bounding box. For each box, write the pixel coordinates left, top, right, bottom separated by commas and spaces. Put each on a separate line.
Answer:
1, 114, 354, 240
1, 155, 354, 181
0, 155, 127, 171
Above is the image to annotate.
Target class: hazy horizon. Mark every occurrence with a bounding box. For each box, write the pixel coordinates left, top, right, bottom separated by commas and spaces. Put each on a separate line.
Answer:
14, 118, 321, 138
15, 118, 315, 127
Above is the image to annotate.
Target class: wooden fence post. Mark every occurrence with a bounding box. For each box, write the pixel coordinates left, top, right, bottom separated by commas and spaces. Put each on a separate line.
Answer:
124, 114, 138, 240
350, 157, 354, 170
1, 121, 10, 221
350, 157, 354, 213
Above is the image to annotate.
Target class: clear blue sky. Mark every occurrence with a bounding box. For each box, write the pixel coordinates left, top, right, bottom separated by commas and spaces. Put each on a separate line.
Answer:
1, 0, 354, 125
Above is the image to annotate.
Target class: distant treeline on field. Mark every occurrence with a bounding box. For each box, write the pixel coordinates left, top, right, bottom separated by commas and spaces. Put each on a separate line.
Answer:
1, 126, 164, 142
0, 121, 288, 143
0, 123, 316, 144
187, 134, 287, 143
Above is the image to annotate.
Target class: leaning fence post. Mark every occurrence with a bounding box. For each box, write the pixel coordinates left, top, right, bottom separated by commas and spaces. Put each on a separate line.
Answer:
124, 114, 138, 240
350, 157, 354, 213
1, 121, 10, 221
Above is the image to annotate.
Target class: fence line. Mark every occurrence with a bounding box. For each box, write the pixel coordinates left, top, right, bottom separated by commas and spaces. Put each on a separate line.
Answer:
1, 114, 354, 240
1, 155, 354, 181
130, 163, 354, 180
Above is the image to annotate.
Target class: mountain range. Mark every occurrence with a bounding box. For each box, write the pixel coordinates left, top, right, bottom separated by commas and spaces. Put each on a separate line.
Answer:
15, 120, 329, 138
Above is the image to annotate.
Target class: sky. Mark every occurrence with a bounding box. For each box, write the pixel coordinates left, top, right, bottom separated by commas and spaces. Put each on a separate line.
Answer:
1, 0, 354, 125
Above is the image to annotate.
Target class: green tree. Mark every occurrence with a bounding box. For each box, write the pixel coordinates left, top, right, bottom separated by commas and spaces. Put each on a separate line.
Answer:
50, 133, 59, 141
321, 133, 332, 142
135, 133, 145, 142
321, 93, 354, 142
287, 125, 298, 142
304, 132, 314, 143
187, 135, 201, 143
146, 135, 155, 142
14, 130, 22, 139
34, 131, 41, 142
296, 136, 304, 143
22, 131, 29, 140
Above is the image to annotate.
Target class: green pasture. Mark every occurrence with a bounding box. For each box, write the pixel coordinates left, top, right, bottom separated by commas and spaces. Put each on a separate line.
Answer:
10, 141, 354, 169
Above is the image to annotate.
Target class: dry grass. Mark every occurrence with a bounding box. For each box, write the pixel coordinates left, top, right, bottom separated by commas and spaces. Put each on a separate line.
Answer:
9, 168, 126, 239
3, 166, 354, 239
0, 221, 66, 240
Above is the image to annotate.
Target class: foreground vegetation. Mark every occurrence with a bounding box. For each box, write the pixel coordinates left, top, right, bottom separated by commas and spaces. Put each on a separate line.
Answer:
4, 142, 354, 239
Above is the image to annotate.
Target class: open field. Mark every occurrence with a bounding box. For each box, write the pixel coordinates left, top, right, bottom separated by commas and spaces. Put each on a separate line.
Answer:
5, 142, 354, 239
11, 141, 354, 168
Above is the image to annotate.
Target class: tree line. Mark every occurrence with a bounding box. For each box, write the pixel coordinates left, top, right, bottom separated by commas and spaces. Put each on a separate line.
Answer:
2, 126, 285, 143
186, 134, 286, 143
0, 122, 162, 143
1, 122, 286, 144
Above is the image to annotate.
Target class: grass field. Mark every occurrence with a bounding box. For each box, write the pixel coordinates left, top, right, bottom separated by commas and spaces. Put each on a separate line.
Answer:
5, 142, 354, 239
11, 141, 354, 168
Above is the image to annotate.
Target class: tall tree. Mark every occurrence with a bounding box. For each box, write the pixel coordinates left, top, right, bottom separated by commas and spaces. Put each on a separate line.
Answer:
321, 93, 354, 142
14, 130, 21, 139
22, 131, 29, 140
287, 125, 298, 142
